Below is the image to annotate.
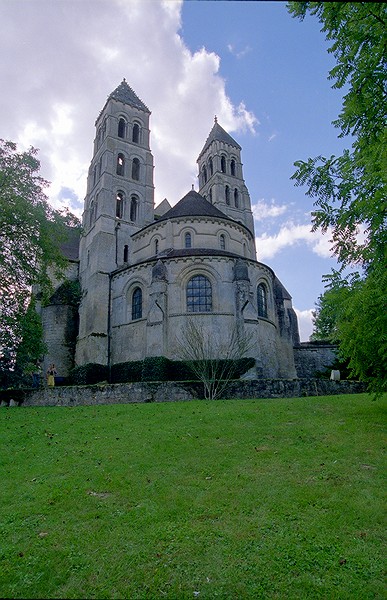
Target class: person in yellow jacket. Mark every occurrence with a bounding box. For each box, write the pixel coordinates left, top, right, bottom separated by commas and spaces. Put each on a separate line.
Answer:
46, 363, 57, 387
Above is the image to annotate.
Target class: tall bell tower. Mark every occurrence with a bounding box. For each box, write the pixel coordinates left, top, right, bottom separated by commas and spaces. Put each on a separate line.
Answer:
76, 79, 155, 366
197, 118, 255, 235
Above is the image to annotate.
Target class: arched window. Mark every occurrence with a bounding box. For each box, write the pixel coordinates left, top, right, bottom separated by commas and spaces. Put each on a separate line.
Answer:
209, 187, 212, 203
132, 287, 142, 320
220, 234, 226, 250
202, 165, 207, 184
209, 157, 213, 176
221, 155, 226, 173
89, 200, 94, 228
132, 123, 140, 143
257, 283, 268, 318
230, 159, 236, 176
185, 232, 192, 249
123, 245, 129, 263
118, 118, 126, 138
187, 275, 212, 313
132, 158, 140, 181
116, 192, 124, 218
130, 196, 138, 221
117, 154, 125, 176
234, 188, 239, 208
225, 185, 230, 205
155, 239, 159, 255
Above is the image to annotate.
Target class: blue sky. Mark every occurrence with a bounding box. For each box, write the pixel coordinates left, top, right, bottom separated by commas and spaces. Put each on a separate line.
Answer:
0, 0, 348, 340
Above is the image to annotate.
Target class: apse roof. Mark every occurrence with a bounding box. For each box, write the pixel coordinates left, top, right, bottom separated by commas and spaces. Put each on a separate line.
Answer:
108, 79, 150, 113
157, 189, 231, 222
198, 118, 241, 160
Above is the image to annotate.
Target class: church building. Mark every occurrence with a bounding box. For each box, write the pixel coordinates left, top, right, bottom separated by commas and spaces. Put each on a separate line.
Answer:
40, 79, 302, 380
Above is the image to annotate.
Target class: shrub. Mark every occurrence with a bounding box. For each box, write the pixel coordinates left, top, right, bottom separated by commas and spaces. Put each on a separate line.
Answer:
69, 363, 108, 385
111, 360, 143, 383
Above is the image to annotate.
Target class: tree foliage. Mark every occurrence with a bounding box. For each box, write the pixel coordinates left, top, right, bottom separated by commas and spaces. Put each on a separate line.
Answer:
287, 2, 387, 394
0, 139, 80, 367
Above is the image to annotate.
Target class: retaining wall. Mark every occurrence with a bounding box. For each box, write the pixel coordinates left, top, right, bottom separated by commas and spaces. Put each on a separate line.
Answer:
1, 378, 367, 407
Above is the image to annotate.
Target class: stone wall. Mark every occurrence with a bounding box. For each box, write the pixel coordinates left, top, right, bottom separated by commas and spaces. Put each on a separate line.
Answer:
2, 378, 367, 408
294, 342, 338, 378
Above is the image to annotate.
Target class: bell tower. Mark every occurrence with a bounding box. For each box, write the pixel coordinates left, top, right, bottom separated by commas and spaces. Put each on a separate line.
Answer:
197, 118, 255, 235
76, 79, 155, 366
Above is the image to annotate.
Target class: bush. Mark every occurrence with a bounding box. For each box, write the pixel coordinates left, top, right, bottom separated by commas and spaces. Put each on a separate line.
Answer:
69, 357, 255, 385
111, 360, 143, 383
141, 356, 170, 382
69, 363, 109, 385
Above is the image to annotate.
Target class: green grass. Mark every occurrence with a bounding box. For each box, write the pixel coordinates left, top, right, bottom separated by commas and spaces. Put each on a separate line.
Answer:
1, 394, 385, 599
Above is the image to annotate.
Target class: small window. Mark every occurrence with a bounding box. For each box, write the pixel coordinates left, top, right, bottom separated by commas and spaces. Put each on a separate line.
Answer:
89, 200, 94, 228
209, 157, 213, 176
132, 123, 140, 143
117, 154, 125, 176
209, 187, 212, 203
225, 185, 230, 205
118, 118, 126, 138
230, 159, 236, 176
185, 232, 192, 249
187, 275, 212, 313
130, 196, 138, 222
220, 234, 226, 250
234, 188, 239, 208
116, 192, 124, 218
123, 245, 129, 262
202, 165, 207, 184
155, 239, 159, 255
132, 287, 142, 320
221, 155, 226, 173
132, 158, 140, 181
257, 283, 268, 318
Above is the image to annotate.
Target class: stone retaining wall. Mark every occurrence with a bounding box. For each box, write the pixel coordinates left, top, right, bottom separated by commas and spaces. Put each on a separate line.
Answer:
1, 378, 367, 407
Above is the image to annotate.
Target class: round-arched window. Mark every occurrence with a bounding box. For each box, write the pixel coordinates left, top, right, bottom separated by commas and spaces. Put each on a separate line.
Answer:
186, 275, 212, 312
132, 287, 142, 320
257, 283, 268, 318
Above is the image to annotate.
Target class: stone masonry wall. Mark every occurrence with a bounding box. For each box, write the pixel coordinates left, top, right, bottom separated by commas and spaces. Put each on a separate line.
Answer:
2, 378, 367, 408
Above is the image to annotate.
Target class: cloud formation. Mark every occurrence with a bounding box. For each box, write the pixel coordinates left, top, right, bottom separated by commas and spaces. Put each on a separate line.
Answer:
0, 0, 257, 215
255, 221, 334, 260
294, 308, 315, 342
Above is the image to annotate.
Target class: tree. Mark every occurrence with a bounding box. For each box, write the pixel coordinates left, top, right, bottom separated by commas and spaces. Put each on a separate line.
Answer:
287, 2, 387, 394
176, 319, 255, 400
0, 139, 80, 371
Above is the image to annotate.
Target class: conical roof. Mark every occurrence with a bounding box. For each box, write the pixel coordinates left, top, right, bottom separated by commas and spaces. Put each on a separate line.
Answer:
158, 189, 230, 222
109, 79, 150, 113
198, 118, 241, 160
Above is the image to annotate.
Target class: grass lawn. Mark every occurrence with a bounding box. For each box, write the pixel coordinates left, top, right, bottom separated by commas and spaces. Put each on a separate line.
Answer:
0, 393, 385, 599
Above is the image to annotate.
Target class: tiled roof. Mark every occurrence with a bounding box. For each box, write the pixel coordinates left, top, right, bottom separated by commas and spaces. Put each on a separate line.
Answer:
109, 79, 150, 113
157, 189, 230, 222
198, 119, 241, 160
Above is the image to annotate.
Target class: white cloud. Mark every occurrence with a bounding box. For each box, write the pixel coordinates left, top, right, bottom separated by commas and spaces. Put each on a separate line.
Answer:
0, 0, 258, 216
227, 43, 252, 59
255, 221, 334, 260
294, 307, 314, 342
252, 198, 288, 221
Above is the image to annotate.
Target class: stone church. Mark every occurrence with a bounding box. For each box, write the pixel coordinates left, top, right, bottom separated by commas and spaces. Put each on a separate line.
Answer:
40, 79, 308, 381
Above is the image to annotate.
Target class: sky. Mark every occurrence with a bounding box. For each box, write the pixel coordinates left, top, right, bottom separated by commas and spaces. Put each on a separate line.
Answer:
0, 0, 349, 341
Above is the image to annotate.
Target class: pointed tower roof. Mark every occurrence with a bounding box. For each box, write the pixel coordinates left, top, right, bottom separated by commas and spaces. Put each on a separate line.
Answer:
108, 79, 150, 113
198, 117, 241, 160
157, 189, 230, 222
